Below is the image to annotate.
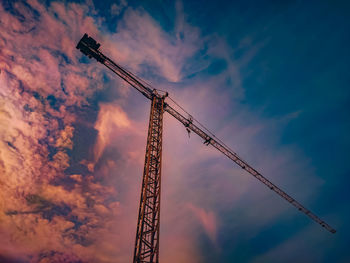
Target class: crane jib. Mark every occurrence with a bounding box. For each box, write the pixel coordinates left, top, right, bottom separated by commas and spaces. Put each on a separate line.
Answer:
163, 104, 336, 234
76, 33, 336, 236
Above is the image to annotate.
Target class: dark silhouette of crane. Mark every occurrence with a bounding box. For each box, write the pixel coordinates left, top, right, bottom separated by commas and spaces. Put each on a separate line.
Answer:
76, 33, 336, 263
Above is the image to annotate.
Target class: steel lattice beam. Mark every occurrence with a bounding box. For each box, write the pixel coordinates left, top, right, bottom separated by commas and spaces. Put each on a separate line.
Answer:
133, 95, 165, 263
164, 104, 336, 234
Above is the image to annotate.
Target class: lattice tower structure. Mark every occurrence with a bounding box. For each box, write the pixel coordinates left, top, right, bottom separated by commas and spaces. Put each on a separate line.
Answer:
134, 95, 165, 263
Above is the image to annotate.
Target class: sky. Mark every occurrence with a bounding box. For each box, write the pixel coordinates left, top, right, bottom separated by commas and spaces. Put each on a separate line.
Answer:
0, 0, 349, 262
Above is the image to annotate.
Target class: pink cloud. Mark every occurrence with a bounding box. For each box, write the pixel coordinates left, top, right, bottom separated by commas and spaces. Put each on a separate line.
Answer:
0, 1, 125, 262
93, 103, 132, 164
188, 203, 218, 244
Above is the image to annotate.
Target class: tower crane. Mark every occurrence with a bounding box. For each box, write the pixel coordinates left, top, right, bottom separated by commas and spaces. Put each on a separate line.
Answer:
76, 34, 336, 263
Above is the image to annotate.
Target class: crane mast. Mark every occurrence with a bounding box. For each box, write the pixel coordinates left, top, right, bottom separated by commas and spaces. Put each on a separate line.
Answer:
76, 34, 335, 262
134, 95, 165, 262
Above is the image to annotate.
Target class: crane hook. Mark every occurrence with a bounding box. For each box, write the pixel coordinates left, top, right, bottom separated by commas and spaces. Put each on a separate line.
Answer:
186, 128, 191, 138
203, 137, 212, 145
184, 115, 193, 138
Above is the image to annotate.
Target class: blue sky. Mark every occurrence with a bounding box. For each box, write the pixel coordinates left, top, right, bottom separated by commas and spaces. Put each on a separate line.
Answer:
0, 0, 349, 262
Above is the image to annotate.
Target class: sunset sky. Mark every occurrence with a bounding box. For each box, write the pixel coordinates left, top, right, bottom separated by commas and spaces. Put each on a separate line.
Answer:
0, 0, 349, 262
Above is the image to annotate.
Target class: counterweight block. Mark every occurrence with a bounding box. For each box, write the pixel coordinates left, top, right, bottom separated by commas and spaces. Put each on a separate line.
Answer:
76, 33, 105, 62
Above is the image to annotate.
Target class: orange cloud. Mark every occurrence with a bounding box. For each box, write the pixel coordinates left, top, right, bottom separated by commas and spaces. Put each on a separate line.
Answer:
0, 1, 124, 261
